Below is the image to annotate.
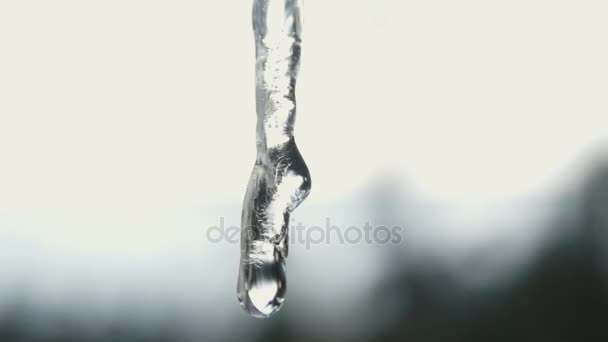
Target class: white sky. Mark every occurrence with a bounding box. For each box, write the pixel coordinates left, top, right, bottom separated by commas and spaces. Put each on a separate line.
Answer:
1, 0, 606, 210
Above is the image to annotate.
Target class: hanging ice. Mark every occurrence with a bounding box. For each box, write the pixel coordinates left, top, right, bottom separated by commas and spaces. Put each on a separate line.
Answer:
237, 0, 311, 318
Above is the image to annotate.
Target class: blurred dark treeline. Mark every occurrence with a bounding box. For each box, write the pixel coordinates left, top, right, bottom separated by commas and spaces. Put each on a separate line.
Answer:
258, 159, 608, 342
1, 159, 607, 342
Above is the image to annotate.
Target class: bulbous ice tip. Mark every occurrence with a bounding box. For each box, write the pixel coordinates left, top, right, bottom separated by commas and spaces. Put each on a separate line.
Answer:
238, 278, 285, 318
237, 242, 287, 318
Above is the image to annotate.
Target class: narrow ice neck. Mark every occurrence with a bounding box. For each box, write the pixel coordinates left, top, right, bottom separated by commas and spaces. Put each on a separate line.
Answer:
253, 0, 302, 149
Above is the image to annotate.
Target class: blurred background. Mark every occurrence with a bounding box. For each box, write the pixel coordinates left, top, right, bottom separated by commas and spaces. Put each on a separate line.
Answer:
1, 1, 607, 341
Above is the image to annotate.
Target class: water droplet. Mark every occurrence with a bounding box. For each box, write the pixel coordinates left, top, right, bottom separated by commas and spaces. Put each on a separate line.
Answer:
237, 241, 286, 318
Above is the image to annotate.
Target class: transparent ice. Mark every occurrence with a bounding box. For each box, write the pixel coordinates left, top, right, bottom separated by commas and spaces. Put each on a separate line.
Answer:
236, 0, 311, 318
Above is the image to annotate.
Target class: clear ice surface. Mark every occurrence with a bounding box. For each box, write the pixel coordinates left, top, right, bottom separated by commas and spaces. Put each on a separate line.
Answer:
237, 0, 311, 318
